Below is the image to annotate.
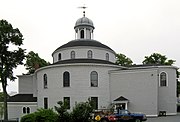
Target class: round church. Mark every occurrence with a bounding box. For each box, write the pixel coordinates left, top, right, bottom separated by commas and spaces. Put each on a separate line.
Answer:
7, 13, 178, 119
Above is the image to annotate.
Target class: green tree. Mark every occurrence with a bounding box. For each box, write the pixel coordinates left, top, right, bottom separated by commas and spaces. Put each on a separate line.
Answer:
177, 81, 180, 97
142, 53, 175, 65
177, 71, 180, 97
25, 51, 50, 74
0, 92, 3, 102
115, 53, 133, 66
0, 19, 26, 120
54, 101, 70, 122
70, 100, 94, 122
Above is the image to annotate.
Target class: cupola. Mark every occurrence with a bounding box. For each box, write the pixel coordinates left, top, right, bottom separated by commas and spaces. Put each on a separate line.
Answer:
74, 12, 95, 40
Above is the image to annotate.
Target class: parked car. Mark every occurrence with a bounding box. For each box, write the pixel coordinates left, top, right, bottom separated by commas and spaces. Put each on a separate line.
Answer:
100, 110, 147, 122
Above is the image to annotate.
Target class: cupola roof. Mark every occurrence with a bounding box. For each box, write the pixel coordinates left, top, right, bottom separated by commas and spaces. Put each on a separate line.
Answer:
74, 16, 94, 29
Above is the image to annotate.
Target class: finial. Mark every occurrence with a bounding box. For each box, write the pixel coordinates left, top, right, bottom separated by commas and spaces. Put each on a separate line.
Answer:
83, 11, 85, 17
78, 5, 87, 17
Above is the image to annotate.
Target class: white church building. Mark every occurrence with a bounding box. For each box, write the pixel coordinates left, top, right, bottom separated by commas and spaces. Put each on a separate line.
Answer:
6, 14, 178, 119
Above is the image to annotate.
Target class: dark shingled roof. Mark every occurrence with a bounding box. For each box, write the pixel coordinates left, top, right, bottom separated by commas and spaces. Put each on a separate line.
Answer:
7, 94, 37, 102
53, 39, 115, 54
52, 59, 117, 65
114, 96, 129, 101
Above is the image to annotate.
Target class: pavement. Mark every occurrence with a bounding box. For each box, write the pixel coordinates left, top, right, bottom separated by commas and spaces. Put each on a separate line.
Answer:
146, 113, 180, 122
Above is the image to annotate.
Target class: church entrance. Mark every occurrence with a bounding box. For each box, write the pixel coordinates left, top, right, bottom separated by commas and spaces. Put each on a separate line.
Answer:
113, 96, 129, 110
116, 103, 126, 110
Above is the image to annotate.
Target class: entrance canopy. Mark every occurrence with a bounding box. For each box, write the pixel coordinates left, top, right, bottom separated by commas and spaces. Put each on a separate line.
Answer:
113, 96, 129, 110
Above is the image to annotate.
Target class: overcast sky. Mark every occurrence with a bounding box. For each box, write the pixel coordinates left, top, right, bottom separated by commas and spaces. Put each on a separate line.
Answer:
0, 0, 180, 93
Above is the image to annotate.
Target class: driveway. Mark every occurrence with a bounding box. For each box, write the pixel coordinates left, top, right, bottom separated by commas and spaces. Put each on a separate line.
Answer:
147, 114, 180, 122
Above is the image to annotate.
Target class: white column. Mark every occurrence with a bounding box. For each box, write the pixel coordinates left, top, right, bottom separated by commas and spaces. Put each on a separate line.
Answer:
77, 29, 80, 39
84, 28, 86, 39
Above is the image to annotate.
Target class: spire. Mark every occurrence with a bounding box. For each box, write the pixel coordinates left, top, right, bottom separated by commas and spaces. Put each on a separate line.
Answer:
78, 5, 87, 17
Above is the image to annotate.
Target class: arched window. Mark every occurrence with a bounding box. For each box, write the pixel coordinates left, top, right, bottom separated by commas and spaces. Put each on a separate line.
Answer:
90, 71, 98, 87
27, 107, 30, 114
106, 53, 109, 61
87, 50, 93, 59
43, 74, 48, 89
80, 30, 84, 39
160, 72, 167, 87
22, 107, 26, 114
63, 71, 70, 87
71, 51, 75, 59
58, 53, 61, 61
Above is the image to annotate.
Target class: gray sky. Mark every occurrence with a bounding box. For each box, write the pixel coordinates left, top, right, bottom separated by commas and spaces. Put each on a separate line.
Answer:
0, 0, 180, 93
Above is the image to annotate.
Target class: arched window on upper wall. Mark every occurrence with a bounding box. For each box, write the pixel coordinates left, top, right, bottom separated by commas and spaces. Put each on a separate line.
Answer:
71, 51, 75, 59
106, 53, 109, 61
58, 53, 61, 61
63, 71, 70, 87
43, 74, 48, 89
80, 30, 84, 39
90, 71, 98, 87
87, 50, 93, 59
160, 72, 167, 87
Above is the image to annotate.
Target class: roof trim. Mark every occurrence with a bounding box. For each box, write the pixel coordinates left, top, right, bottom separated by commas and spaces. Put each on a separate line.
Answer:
114, 96, 129, 101
127, 64, 178, 70
52, 59, 117, 65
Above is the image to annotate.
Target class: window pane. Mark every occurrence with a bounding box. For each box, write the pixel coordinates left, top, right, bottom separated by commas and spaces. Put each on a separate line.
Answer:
63, 72, 70, 87
43, 74, 48, 89
71, 51, 75, 59
27, 107, 30, 114
44, 97, 48, 109
58, 53, 61, 60
80, 30, 84, 38
106, 53, 109, 61
64, 97, 70, 109
22, 107, 26, 114
91, 97, 98, 110
160, 72, 167, 86
87, 50, 93, 59
91, 71, 98, 87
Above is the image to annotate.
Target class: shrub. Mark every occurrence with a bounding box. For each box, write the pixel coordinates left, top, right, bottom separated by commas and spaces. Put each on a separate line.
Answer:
20, 113, 35, 122
34, 108, 58, 122
55, 100, 94, 122
21, 108, 58, 122
54, 101, 70, 122
70, 101, 93, 122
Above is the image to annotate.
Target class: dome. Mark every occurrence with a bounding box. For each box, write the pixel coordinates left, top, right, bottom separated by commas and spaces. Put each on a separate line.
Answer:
74, 17, 94, 29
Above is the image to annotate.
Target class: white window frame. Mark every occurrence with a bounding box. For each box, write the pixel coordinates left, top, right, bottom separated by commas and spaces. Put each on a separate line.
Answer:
106, 53, 109, 61
71, 51, 75, 59
87, 50, 93, 59
43, 74, 48, 89
90, 71, 98, 87
159, 71, 168, 87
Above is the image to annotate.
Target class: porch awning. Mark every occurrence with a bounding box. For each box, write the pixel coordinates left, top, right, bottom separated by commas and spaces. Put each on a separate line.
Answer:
113, 96, 129, 103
